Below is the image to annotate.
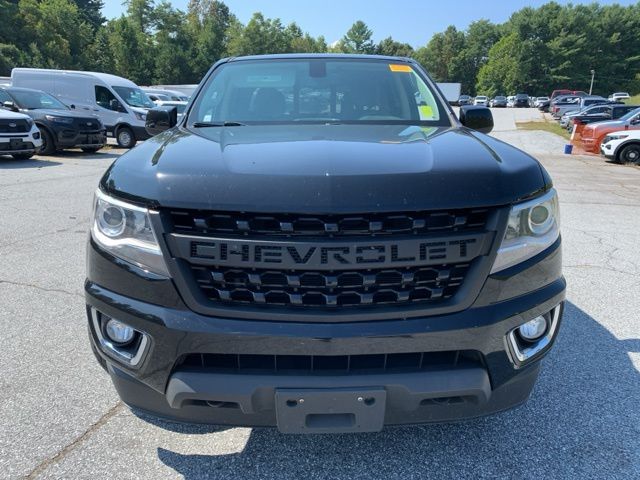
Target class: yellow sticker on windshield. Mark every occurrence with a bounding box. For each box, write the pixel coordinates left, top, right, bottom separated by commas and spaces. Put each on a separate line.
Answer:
389, 64, 412, 72
419, 105, 433, 118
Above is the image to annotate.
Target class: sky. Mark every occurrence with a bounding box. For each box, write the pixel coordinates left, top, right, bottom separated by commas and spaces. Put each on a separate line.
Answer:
102, 0, 639, 48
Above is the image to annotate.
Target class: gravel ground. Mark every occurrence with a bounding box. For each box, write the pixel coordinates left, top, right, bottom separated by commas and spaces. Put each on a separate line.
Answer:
0, 109, 638, 479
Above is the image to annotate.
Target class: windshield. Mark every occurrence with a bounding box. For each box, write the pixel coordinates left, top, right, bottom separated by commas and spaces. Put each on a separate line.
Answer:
112, 86, 155, 109
620, 107, 640, 122
190, 59, 447, 126
10, 90, 68, 110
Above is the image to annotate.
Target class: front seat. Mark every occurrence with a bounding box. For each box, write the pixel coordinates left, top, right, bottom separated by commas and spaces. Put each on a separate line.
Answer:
250, 88, 286, 120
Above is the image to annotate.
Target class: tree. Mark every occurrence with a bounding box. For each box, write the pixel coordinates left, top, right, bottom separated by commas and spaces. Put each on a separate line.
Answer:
413, 26, 465, 83
226, 12, 291, 56
186, 0, 233, 79
376, 37, 413, 57
338, 20, 375, 54
71, 0, 105, 30
476, 32, 521, 96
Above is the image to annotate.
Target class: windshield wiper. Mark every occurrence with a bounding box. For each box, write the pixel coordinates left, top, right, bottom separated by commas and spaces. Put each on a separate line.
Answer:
192, 121, 247, 127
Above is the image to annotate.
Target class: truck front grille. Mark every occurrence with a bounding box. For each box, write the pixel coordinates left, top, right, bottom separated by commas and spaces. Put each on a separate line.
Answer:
0, 119, 29, 133
169, 208, 490, 237
163, 207, 498, 319
177, 350, 484, 375
191, 263, 470, 307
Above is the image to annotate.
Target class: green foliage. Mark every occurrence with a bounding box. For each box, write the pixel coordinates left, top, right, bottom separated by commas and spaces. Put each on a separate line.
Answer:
0, 0, 638, 97
376, 37, 414, 57
338, 20, 375, 54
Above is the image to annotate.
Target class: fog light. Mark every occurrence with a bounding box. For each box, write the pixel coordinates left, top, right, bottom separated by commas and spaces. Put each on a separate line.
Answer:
105, 318, 135, 345
518, 315, 547, 341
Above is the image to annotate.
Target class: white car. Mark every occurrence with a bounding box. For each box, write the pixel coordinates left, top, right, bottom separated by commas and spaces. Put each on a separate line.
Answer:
473, 95, 488, 106
154, 100, 188, 119
507, 95, 516, 107
600, 129, 640, 164
608, 92, 630, 101
0, 108, 43, 159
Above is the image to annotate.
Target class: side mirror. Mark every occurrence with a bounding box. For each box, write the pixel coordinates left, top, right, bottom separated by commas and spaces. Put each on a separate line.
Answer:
146, 106, 177, 136
459, 105, 494, 134
2, 101, 19, 112
70, 104, 76, 109
109, 99, 126, 113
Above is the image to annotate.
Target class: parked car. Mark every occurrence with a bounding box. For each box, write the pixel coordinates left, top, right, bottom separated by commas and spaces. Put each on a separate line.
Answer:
457, 94, 472, 106
142, 88, 189, 102
0, 86, 106, 154
608, 92, 630, 101
534, 97, 549, 108
87, 54, 565, 432
536, 97, 551, 112
566, 104, 638, 131
473, 95, 488, 106
490, 96, 507, 108
550, 89, 588, 100
514, 94, 529, 108
154, 100, 188, 119
12, 68, 154, 148
579, 107, 640, 154
146, 92, 170, 103
550, 95, 582, 118
0, 107, 43, 159
506, 95, 516, 107
600, 129, 640, 164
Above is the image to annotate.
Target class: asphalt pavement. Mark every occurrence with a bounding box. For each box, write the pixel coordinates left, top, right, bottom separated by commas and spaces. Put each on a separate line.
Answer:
1, 109, 638, 479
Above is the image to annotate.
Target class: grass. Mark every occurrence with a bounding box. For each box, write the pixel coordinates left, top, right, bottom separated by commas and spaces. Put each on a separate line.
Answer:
624, 94, 640, 105
516, 119, 571, 140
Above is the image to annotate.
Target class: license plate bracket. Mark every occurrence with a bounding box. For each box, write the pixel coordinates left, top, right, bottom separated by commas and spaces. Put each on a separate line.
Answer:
10, 138, 24, 148
275, 388, 386, 434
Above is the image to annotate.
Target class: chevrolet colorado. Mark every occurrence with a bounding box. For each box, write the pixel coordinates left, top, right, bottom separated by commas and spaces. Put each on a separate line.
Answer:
86, 54, 565, 434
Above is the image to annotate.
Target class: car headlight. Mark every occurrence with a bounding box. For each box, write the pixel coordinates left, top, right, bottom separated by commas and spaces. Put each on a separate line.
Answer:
605, 134, 628, 142
91, 189, 169, 276
45, 115, 74, 124
491, 189, 560, 273
134, 112, 147, 121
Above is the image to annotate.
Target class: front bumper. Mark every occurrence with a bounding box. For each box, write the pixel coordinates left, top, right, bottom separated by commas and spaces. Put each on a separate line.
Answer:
55, 128, 106, 149
86, 234, 565, 431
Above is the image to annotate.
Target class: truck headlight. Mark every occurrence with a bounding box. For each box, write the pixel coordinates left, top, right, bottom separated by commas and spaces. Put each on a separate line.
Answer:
491, 189, 560, 273
91, 189, 169, 276
45, 115, 74, 124
134, 111, 147, 121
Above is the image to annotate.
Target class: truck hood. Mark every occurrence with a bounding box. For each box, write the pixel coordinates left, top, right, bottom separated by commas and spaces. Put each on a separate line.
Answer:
26, 108, 100, 122
102, 124, 547, 213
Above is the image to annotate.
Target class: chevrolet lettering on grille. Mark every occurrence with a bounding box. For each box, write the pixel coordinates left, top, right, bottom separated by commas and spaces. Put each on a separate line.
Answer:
168, 233, 493, 270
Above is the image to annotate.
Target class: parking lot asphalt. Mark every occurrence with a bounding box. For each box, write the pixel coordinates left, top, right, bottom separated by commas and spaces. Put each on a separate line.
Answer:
1, 109, 638, 479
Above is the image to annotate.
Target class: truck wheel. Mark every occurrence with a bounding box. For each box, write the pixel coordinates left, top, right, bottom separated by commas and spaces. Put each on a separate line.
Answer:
618, 144, 640, 165
12, 153, 34, 160
39, 128, 56, 155
116, 126, 136, 149
81, 147, 102, 153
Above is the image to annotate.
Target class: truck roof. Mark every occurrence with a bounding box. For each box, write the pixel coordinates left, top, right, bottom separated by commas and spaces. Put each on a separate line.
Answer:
11, 68, 139, 88
225, 53, 413, 63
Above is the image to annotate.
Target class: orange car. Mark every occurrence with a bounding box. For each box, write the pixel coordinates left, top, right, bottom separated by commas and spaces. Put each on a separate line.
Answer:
580, 108, 640, 153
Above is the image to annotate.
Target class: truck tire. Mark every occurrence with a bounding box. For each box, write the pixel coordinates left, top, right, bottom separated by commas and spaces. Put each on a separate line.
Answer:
116, 126, 136, 149
618, 144, 640, 165
39, 128, 56, 155
12, 153, 34, 160
81, 147, 103, 153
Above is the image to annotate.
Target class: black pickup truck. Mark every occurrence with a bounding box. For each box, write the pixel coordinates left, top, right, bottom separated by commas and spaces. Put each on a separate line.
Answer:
85, 54, 565, 433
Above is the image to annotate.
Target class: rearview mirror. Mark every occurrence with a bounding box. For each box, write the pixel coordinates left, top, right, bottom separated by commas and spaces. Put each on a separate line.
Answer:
146, 106, 177, 136
2, 101, 18, 112
459, 105, 494, 134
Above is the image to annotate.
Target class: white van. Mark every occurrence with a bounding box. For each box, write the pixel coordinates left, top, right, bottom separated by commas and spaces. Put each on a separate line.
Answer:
11, 68, 154, 148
